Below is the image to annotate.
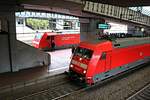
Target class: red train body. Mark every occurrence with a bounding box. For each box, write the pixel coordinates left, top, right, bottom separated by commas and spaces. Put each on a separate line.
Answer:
68, 38, 150, 85
32, 32, 80, 49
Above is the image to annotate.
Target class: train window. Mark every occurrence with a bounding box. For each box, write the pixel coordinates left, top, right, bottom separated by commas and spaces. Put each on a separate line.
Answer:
101, 52, 106, 60
84, 49, 93, 59
35, 34, 42, 39
74, 47, 93, 59
63, 20, 72, 30
77, 22, 80, 27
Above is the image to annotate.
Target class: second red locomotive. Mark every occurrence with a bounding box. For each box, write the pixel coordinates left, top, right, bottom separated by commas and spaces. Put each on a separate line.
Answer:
32, 32, 80, 50
68, 37, 150, 85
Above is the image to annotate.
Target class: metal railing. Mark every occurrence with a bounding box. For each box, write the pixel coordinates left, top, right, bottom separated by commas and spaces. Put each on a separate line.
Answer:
83, 1, 150, 26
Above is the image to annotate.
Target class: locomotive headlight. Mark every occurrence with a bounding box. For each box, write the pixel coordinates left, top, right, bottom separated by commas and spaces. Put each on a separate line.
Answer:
70, 64, 73, 68
79, 58, 82, 61
83, 70, 86, 74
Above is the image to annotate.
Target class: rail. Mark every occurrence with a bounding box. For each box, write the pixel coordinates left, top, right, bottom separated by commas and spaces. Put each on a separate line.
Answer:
7, 62, 149, 100
127, 83, 150, 100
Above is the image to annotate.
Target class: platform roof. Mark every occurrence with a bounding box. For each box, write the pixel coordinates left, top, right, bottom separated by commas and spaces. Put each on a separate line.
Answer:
1, 0, 150, 12
18, 0, 150, 7
1, 0, 150, 7
114, 37, 150, 48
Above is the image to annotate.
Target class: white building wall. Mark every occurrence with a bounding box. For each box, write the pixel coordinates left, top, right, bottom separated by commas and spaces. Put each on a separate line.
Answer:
104, 22, 128, 34
56, 19, 64, 30
15, 41, 50, 71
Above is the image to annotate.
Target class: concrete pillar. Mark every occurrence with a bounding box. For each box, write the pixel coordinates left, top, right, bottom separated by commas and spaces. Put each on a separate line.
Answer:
0, 31, 11, 73
0, 5, 18, 72
8, 12, 18, 72
0, 3, 51, 73
80, 18, 104, 42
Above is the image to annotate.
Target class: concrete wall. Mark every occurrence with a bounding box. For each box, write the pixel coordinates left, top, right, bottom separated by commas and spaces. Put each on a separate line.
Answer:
13, 41, 50, 71
0, 10, 18, 73
0, 31, 50, 73
0, 4, 50, 73
0, 34, 11, 73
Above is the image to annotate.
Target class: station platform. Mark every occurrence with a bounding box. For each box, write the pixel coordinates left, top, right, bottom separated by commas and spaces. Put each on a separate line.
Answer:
0, 48, 72, 87
0, 37, 149, 89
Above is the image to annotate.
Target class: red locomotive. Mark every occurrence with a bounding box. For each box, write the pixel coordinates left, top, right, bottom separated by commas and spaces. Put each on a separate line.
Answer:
68, 37, 150, 85
32, 32, 80, 50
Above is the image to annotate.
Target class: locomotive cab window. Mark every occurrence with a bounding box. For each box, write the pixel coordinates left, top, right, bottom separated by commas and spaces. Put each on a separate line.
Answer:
74, 47, 93, 59
35, 34, 42, 39
100, 52, 106, 60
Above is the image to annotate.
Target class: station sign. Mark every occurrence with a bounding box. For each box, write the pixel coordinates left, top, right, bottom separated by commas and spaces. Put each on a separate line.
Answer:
97, 24, 111, 29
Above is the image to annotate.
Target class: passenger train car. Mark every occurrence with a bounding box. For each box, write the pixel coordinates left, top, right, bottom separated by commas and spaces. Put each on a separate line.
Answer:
68, 37, 150, 85
32, 31, 80, 50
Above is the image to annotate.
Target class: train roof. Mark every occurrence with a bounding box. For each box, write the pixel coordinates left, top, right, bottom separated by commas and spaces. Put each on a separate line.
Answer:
80, 40, 107, 47
113, 37, 150, 48
80, 40, 113, 51
79, 37, 150, 50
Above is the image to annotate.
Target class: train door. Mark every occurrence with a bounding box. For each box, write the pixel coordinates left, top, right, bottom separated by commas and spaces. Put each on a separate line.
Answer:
100, 52, 106, 72
46, 35, 54, 47
46, 35, 51, 47
50, 36, 54, 43
50, 36, 55, 49
105, 52, 111, 71
100, 52, 111, 72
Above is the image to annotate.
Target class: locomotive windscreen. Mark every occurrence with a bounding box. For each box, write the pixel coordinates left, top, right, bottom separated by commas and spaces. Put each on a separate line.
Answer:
74, 47, 93, 59
35, 33, 42, 39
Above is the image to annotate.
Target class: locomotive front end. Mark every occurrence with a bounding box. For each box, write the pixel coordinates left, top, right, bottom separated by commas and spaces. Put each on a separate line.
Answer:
68, 41, 113, 85
68, 47, 93, 83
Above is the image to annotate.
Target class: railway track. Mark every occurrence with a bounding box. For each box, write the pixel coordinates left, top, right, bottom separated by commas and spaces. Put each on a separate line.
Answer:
127, 83, 150, 100
0, 62, 144, 100
16, 81, 84, 100
15, 63, 149, 100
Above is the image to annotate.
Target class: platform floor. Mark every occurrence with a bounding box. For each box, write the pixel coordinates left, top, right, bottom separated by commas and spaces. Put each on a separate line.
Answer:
0, 48, 72, 87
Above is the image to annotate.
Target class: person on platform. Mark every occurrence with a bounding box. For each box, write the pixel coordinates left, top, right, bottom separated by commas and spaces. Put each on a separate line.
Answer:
71, 46, 76, 54
51, 41, 55, 51
70, 46, 76, 59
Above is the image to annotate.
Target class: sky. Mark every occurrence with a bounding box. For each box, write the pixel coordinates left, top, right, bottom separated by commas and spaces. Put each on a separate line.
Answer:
130, 6, 150, 16
142, 6, 150, 16
143, 7, 150, 11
